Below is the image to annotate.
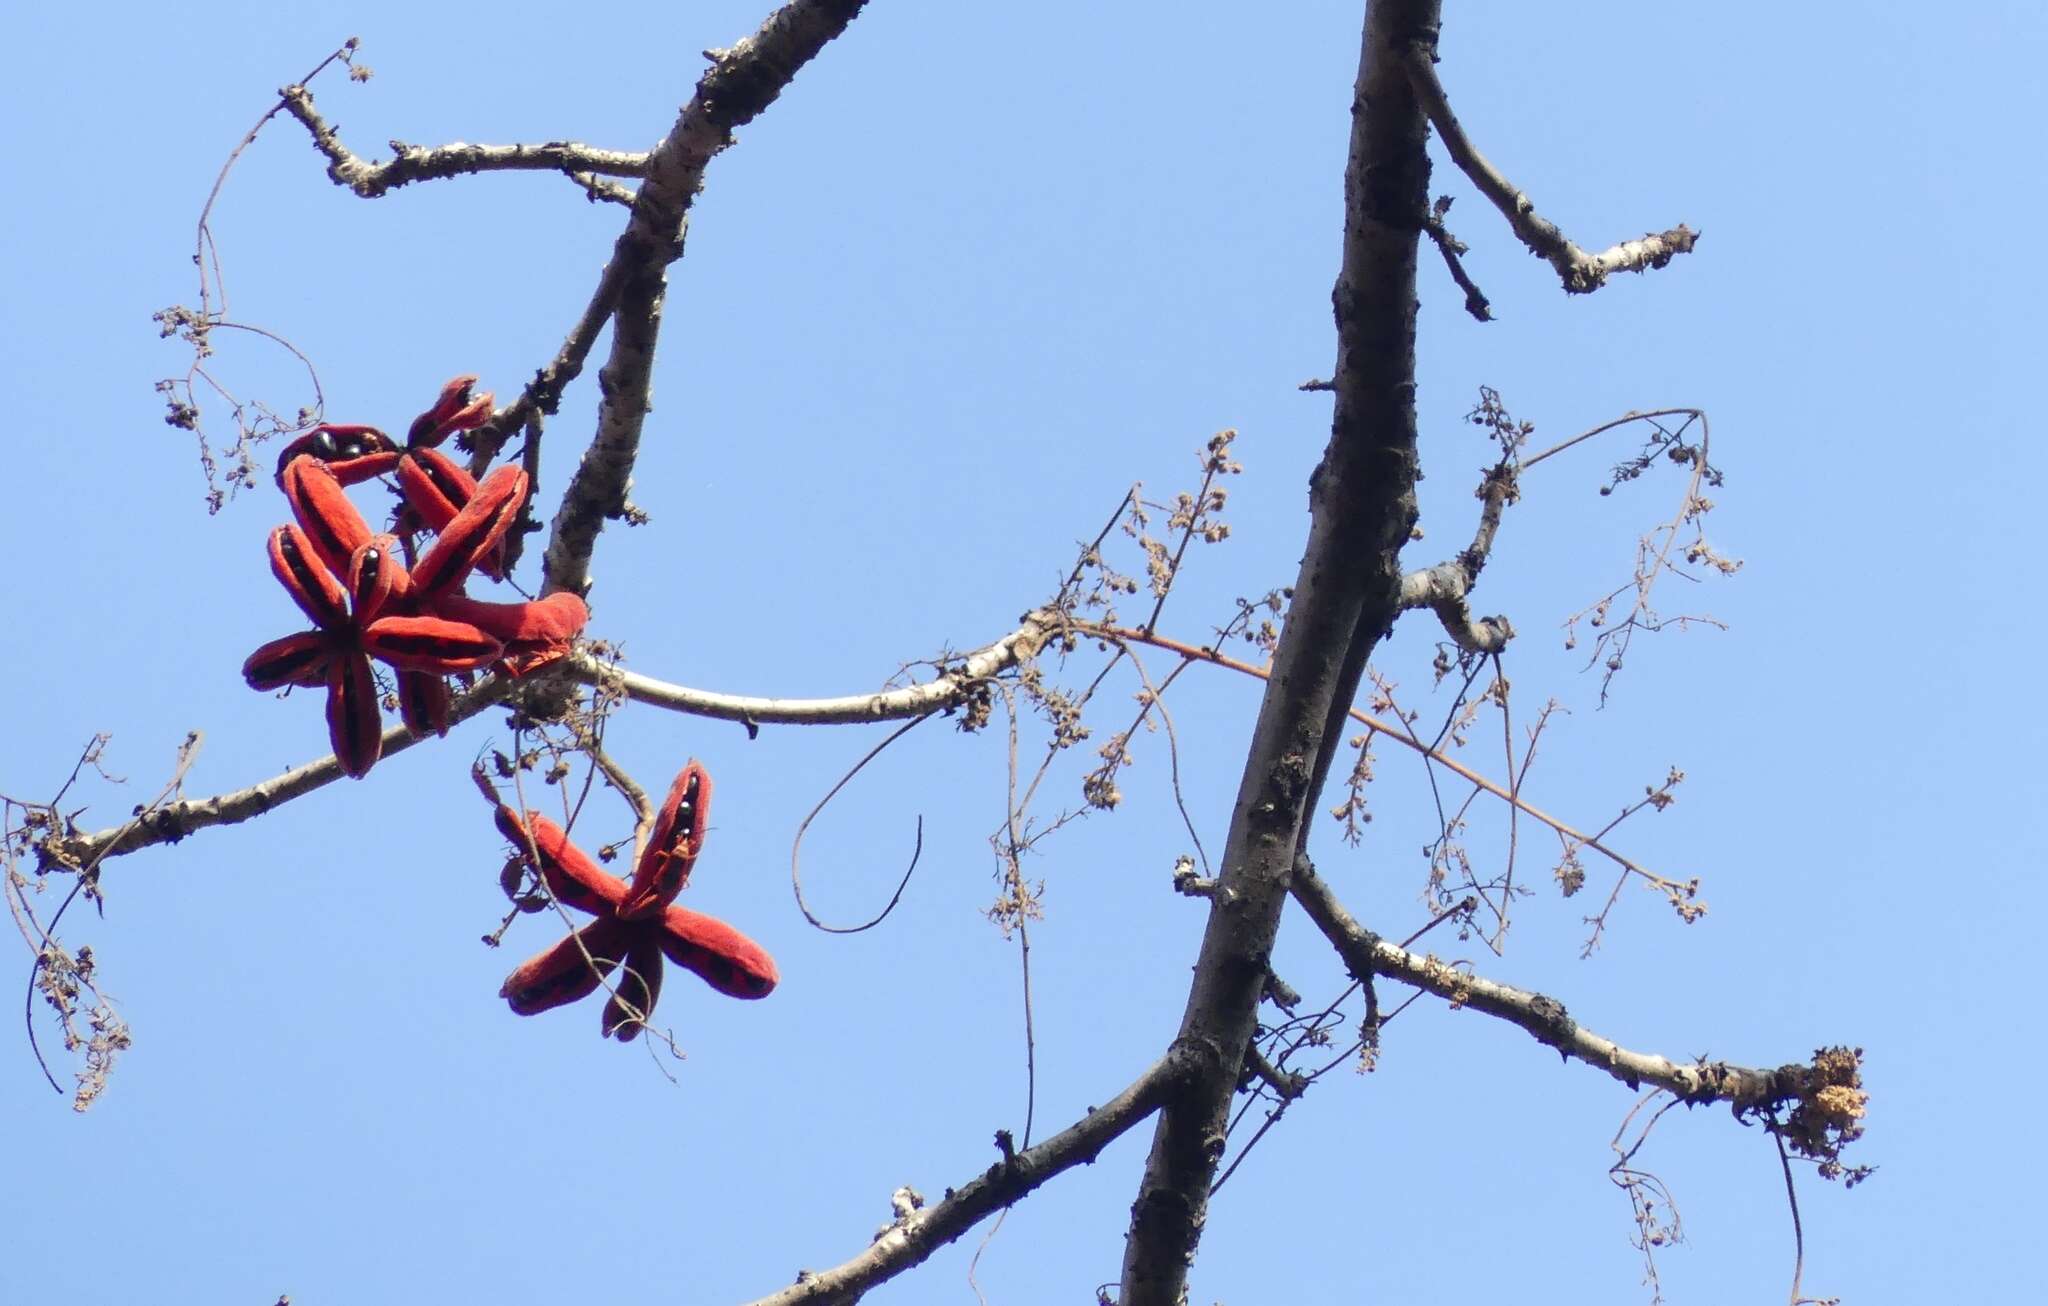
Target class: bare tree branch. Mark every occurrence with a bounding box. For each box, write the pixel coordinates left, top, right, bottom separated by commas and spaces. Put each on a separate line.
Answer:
1398, 574, 1512, 652
468, 257, 635, 473
269, 11, 868, 513
565, 612, 1050, 725
1291, 856, 1788, 1103
566, 172, 639, 207
43, 611, 1045, 871
742, 1050, 1190, 1306
1402, 46, 1699, 293
1242, 1044, 1307, 1101
1398, 460, 1516, 652
277, 88, 650, 198
41, 675, 520, 870
1423, 197, 1491, 321
542, 0, 870, 599
1118, 2, 1441, 1300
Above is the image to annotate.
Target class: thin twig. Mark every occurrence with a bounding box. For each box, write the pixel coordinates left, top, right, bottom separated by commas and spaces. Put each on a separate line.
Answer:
1423, 197, 1492, 321
790, 717, 930, 933
1770, 1122, 1810, 1305
1081, 621, 1693, 905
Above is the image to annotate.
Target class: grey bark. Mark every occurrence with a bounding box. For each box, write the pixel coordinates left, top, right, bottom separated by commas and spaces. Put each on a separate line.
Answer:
1116, 2, 1441, 1300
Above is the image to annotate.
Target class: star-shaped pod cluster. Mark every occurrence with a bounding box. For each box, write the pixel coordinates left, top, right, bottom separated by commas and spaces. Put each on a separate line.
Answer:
246, 379, 590, 777
479, 761, 778, 1041
273, 375, 519, 581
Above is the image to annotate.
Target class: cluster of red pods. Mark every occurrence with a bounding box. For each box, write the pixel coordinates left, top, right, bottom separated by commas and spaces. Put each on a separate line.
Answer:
243, 377, 589, 778
479, 761, 779, 1039
246, 378, 776, 1036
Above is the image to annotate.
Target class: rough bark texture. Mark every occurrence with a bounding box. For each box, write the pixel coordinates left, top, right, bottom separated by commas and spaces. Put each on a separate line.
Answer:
542, 0, 870, 599
1115, 2, 1441, 1301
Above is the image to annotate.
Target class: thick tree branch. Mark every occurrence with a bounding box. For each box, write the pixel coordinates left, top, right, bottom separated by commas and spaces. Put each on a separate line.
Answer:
1292, 856, 1788, 1103
272, 9, 868, 542
567, 612, 1050, 725
277, 89, 650, 198
542, 0, 869, 599
742, 1050, 1190, 1306
1118, 2, 1440, 1300
1402, 46, 1698, 294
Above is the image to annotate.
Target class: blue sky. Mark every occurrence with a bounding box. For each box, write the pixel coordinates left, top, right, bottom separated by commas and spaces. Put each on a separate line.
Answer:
5, 1, 2042, 1302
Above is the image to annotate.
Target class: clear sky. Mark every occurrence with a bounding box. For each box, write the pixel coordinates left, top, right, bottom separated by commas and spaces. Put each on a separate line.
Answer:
4, 2, 2042, 1302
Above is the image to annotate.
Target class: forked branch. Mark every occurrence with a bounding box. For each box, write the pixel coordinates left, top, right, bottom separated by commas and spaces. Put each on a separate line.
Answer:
1292, 856, 1777, 1103
542, 0, 871, 598
278, 88, 651, 199
1403, 45, 1698, 293
1119, 0, 1440, 1297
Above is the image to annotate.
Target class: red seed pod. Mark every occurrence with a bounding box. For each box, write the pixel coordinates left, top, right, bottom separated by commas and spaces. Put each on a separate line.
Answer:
515, 812, 628, 917
272, 424, 401, 485
500, 917, 630, 1016
406, 375, 494, 449
657, 905, 779, 999
395, 448, 514, 581
282, 457, 375, 580
325, 655, 383, 779
431, 591, 588, 647
346, 537, 408, 625
267, 524, 350, 630
361, 615, 503, 673
394, 447, 473, 531
619, 761, 712, 919
601, 935, 667, 1042
243, 631, 335, 691
410, 465, 527, 596
396, 669, 451, 738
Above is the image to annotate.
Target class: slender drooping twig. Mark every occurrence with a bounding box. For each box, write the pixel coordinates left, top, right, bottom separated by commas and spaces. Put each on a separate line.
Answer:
789, 717, 930, 933
1081, 621, 1693, 908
